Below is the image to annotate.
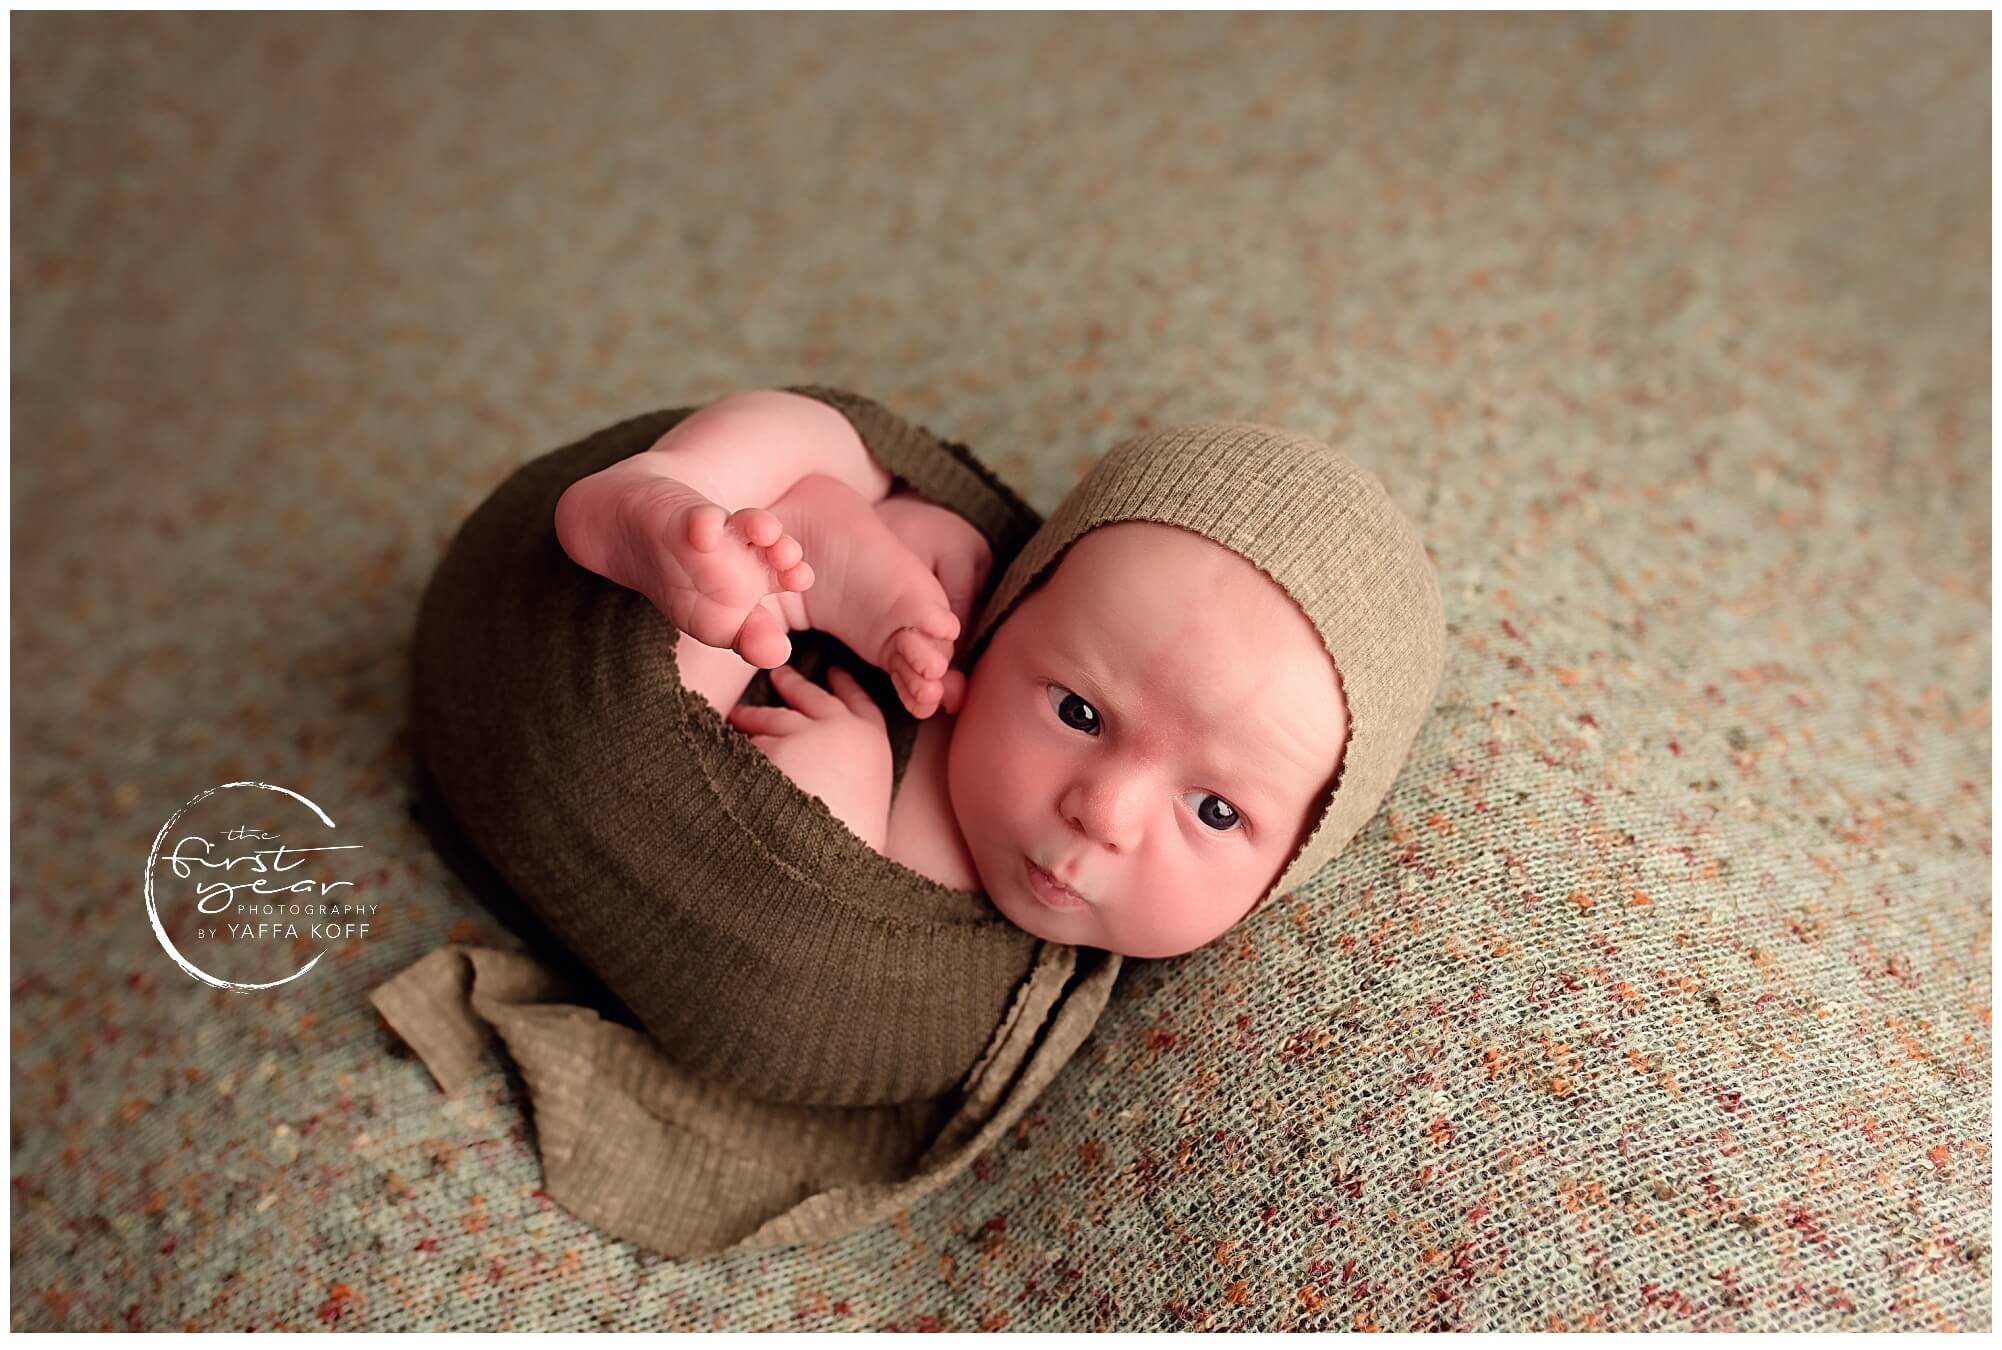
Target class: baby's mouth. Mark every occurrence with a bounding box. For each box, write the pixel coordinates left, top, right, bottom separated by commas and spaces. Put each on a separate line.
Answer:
1025, 856, 1091, 908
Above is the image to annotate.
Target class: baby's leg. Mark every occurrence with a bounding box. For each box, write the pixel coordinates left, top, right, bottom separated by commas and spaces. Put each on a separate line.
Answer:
556, 390, 896, 668
630, 389, 894, 522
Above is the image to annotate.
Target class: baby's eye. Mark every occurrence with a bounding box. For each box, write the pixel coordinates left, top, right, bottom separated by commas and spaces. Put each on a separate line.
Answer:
1046, 684, 1101, 734
1045, 684, 1245, 835
1182, 792, 1243, 833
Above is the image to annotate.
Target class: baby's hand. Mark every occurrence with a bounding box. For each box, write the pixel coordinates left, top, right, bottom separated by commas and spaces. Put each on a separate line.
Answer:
873, 493, 995, 715
725, 665, 893, 849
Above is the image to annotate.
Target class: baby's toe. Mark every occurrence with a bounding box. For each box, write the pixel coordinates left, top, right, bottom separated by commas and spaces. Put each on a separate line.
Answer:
939, 669, 968, 716
684, 503, 728, 552
910, 673, 944, 718
893, 627, 948, 680
729, 507, 783, 548
764, 532, 803, 572
889, 650, 941, 717
777, 559, 814, 592
886, 653, 915, 712
733, 605, 791, 669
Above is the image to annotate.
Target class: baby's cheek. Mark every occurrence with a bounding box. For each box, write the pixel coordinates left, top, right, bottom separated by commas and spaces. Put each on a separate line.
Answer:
1180, 874, 1263, 952
945, 712, 1007, 838
1098, 885, 1183, 958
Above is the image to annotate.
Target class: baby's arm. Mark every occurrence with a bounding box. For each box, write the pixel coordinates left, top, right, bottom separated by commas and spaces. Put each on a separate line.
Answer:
726, 663, 893, 852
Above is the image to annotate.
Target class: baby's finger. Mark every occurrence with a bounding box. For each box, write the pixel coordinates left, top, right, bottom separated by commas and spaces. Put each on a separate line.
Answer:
826, 666, 886, 724
768, 663, 841, 716
725, 703, 805, 735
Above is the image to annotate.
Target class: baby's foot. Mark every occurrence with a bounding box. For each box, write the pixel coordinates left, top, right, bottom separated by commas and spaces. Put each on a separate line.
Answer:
618, 474, 816, 668
767, 475, 963, 718
872, 493, 995, 716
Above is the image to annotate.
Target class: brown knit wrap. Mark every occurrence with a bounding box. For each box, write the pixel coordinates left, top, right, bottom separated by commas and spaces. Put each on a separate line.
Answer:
374, 388, 1125, 1258
403, 391, 1057, 1106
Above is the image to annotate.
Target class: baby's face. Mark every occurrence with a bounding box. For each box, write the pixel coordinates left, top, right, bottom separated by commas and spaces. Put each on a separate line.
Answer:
947, 521, 1348, 958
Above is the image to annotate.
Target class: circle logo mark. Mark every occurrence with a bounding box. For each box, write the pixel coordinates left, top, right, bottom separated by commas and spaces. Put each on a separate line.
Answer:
145, 781, 374, 991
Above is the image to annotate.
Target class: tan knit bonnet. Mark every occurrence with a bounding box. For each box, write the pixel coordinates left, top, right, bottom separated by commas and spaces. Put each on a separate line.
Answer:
959, 420, 1449, 907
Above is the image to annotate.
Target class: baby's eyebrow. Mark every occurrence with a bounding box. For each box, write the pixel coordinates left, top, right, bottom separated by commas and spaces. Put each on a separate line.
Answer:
1054, 640, 1278, 805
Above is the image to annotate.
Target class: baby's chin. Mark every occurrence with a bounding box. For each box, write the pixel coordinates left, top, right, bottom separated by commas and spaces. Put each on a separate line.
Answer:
972, 848, 1074, 936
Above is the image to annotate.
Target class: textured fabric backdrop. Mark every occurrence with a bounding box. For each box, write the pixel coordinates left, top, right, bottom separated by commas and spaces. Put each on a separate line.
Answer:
10, 10, 1989, 1332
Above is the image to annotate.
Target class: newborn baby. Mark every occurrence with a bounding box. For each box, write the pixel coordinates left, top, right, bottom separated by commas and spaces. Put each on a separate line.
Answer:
382, 384, 1441, 1258
555, 388, 1349, 960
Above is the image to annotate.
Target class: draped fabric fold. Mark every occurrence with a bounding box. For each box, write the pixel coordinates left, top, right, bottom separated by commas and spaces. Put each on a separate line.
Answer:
370, 939, 1118, 1257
